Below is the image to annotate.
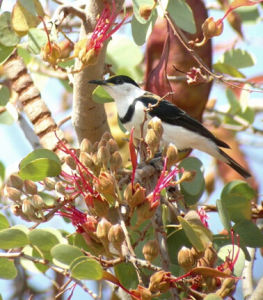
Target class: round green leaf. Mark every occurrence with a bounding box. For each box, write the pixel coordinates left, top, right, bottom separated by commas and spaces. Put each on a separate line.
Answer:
19, 0, 37, 16
27, 28, 47, 54
0, 228, 29, 249
220, 180, 255, 223
217, 245, 245, 277
51, 244, 83, 269
0, 213, 9, 230
0, 12, 20, 47
218, 49, 255, 69
216, 199, 231, 231
233, 220, 263, 248
166, 0, 196, 34
92, 86, 114, 104
179, 157, 205, 205
131, 9, 157, 46
17, 46, 32, 64
236, 5, 260, 24
70, 257, 103, 280
0, 85, 10, 106
132, 0, 155, 24
204, 294, 223, 300
114, 262, 138, 289
0, 110, 15, 125
19, 149, 61, 181
0, 45, 14, 64
213, 63, 245, 78
20, 245, 48, 273
29, 229, 60, 252
0, 258, 17, 279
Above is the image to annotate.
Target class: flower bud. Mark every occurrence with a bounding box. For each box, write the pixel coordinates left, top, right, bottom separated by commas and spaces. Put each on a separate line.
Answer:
93, 197, 109, 218
42, 42, 61, 65
165, 144, 178, 170
202, 17, 223, 40
102, 132, 112, 141
80, 138, 93, 154
43, 177, 56, 190
191, 247, 204, 260
23, 180, 38, 195
142, 240, 159, 262
148, 117, 163, 139
149, 271, 170, 294
98, 138, 107, 149
4, 186, 22, 202
131, 286, 152, 300
136, 201, 156, 225
145, 128, 159, 157
65, 155, 76, 170
22, 198, 35, 218
55, 181, 66, 195
96, 218, 112, 240
124, 183, 146, 209
108, 224, 125, 254
11, 204, 22, 216
79, 152, 95, 170
179, 170, 196, 183
204, 244, 217, 267
106, 139, 119, 154
95, 172, 116, 197
7, 174, 23, 190
97, 145, 110, 169
109, 151, 122, 172
32, 194, 45, 209
177, 246, 195, 271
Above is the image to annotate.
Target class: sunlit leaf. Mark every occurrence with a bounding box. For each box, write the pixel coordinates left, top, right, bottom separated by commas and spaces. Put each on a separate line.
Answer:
218, 49, 255, 69
114, 262, 138, 289
27, 28, 47, 54
216, 199, 231, 231
51, 244, 83, 269
0, 85, 10, 106
0, 213, 9, 231
29, 229, 60, 252
236, 5, 260, 23
92, 86, 114, 104
0, 45, 14, 64
70, 257, 103, 280
0, 12, 20, 47
0, 258, 17, 279
204, 293, 223, 300
213, 63, 245, 78
0, 228, 28, 249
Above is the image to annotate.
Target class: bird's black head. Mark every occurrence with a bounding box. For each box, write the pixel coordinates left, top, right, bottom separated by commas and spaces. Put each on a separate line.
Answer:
89, 75, 139, 87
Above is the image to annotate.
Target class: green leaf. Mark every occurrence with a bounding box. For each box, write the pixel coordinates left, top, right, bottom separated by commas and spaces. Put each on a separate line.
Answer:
0, 44, 14, 64
166, 0, 196, 34
213, 63, 245, 78
233, 220, 263, 248
92, 86, 114, 104
0, 12, 20, 47
19, 148, 61, 181
106, 36, 143, 72
218, 49, 255, 69
27, 28, 47, 54
71, 233, 90, 252
0, 161, 5, 187
226, 89, 240, 114
217, 245, 245, 277
178, 216, 205, 252
17, 46, 32, 64
0, 228, 28, 249
179, 157, 205, 205
0, 85, 10, 106
21, 245, 48, 273
220, 180, 255, 223
132, 0, 155, 24
204, 294, 223, 300
19, 0, 37, 16
114, 262, 139, 289
70, 257, 103, 280
216, 199, 231, 231
0, 258, 17, 279
51, 244, 83, 269
0, 110, 15, 125
0, 213, 9, 230
236, 5, 260, 24
29, 229, 60, 253
131, 9, 157, 46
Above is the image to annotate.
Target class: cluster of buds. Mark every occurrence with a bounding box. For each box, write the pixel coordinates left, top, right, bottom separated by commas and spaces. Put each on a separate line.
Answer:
4, 174, 49, 222
145, 117, 163, 159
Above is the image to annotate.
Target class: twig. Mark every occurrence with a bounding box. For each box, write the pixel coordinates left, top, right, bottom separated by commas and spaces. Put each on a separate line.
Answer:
242, 247, 255, 299
52, 4, 87, 26
250, 276, 263, 300
58, 115, 71, 128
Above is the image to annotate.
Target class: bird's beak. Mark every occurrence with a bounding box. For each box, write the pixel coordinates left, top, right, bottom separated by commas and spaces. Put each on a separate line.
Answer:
88, 79, 107, 86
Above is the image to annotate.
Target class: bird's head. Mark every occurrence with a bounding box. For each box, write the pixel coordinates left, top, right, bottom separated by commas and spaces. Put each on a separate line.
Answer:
89, 75, 143, 102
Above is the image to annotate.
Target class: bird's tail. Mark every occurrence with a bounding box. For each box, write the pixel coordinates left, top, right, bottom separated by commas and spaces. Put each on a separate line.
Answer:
219, 149, 251, 178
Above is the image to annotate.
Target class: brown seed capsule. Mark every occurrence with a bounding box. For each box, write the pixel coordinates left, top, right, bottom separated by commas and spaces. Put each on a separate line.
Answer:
191, 247, 204, 260
142, 240, 159, 262
96, 218, 112, 240
79, 152, 95, 170
131, 285, 152, 300
43, 177, 56, 190
80, 138, 93, 154
124, 183, 146, 208
106, 138, 119, 154
149, 271, 170, 294
177, 246, 195, 271
7, 174, 23, 190
165, 144, 178, 170
4, 186, 22, 202
202, 17, 223, 40
102, 132, 112, 141
136, 200, 156, 225
95, 172, 116, 197
108, 224, 125, 254
65, 155, 77, 170
55, 181, 66, 195
22, 198, 35, 217
148, 117, 163, 139
32, 194, 45, 209
145, 128, 159, 157
109, 151, 122, 172
24, 180, 38, 195
97, 145, 110, 168
93, 197, 109, 218
204, 244, 217, 267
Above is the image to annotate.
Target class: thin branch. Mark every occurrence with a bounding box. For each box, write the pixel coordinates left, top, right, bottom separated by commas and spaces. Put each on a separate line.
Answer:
242, 247, 255, 299
250, 276, 263, 300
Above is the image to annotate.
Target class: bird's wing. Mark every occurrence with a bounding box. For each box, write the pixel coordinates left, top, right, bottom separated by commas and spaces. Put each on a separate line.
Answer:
137, 95, 230, 149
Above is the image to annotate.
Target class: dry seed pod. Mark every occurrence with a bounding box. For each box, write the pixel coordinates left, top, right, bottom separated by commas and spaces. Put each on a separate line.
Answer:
142, 240, 159, 262
95, 172, 116, 197
136, 201, 156, 225
4, 186, 22, 202
204, 244, 217, 267
191, 247, 204, 260
43, 177, 56, 190
109, 151, 122, 172
124, 183, 146, 208
202, 17, 223, 40
97, 145, 110, 168
79, 152, 95, 170
108, 224, 125, 254
24, 180, 38, 195
102, 131, 112, 141
32, 194, 45, 209
165, 144, 178, 169
93, 197, 109, 218
177, 246, 195, 271
65, 155, 77, 170
149, 271, 170, 294
22, 198, 35, 218
7, 174, 23, 190
148, 117, 163, 138
55, 181, 66, 195
80, 138, 93, 154
106, 138, 119, 154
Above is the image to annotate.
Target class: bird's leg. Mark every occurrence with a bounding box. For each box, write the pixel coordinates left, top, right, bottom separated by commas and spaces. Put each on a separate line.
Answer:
146, 91, 174, 112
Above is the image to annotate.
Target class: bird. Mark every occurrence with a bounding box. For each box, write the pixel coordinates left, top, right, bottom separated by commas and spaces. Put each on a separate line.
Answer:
89, 75, 251, 178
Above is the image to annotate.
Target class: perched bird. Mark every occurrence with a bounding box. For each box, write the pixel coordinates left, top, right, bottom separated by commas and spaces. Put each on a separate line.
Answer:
89, 75, 251, 178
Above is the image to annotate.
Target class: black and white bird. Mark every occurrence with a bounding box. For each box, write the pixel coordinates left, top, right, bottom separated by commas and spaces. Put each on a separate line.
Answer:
89, 75, 251, 178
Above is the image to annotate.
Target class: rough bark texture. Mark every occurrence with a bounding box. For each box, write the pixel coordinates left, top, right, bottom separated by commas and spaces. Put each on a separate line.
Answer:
3, 50, 66, 157
72, 0, 123, 144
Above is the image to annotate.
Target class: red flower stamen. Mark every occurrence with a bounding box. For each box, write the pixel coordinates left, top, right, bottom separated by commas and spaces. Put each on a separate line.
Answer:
198, 207, 209, 228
